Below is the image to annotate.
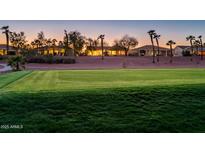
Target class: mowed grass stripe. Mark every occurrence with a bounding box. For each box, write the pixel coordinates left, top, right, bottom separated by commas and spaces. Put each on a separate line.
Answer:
2, 69, 205, 93
0, 71, 32, 89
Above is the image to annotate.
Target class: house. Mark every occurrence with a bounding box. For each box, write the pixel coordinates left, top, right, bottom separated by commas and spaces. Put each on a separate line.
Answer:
36, 46, 66, 56
0, 44, 17, 55
129, 45, 170, 56
85, 46, 125, 56
174, 46, 191, 56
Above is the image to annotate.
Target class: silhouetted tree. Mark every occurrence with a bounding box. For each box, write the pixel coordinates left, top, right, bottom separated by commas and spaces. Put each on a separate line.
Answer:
112, 40, 123, 56
117, 35, 138, 56
153, 33, 161, 62
34, 39, 41, 54
31, 41, 36, 49
37, 31, 46, 54
193, 39, 201, 63
148, 30, 156, 63
7, 55, 26, 71
63, 30, 72, 56
52, 39, 57, 55
97, 35, 105, 60
46, 38, 52, 55
198, 35, 203, 60
9, 32, 27, 54
186, 35, 195, 61
1, 26, 10, 54
166, 40, 176, 63
58, 41, 64, 56
68, 31, 85, 56
86, 38, 94, 55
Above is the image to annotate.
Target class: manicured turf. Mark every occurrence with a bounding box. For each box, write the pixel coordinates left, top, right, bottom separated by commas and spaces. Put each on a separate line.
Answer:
1, 69, 205, 132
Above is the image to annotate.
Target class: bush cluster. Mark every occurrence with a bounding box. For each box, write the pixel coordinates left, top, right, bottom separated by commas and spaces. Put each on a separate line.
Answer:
26, 56, 76, 64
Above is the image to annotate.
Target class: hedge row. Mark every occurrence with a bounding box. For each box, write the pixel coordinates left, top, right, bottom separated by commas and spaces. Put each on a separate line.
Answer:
26, 56, 76, 64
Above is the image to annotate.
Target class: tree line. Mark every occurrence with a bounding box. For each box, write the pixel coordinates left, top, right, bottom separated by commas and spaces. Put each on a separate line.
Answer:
0, 26, 139, 57
1, 26, 204, 70
148, 30, 204, 63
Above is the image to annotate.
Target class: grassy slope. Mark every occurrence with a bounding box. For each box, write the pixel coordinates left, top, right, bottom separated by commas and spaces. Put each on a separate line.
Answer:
0, 71, 31, 89
1, 69, 205, 132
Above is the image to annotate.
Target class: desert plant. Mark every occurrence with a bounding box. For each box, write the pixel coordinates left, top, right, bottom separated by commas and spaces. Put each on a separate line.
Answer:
7, 55, 26, 71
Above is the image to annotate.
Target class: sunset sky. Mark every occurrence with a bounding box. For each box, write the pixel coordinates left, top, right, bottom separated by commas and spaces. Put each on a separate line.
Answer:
0, 20, 205, 47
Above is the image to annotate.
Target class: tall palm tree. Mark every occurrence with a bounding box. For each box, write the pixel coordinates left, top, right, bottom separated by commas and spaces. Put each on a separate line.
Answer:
34, 39, 41, 54
97, 34, 105, 60
46, 38, 52, 55
1, 26, 10, 54
52, 39, 57, 55
166, 40, 176, 63
153, 33, 161, 62
186, 35, 195, 61
198, 35, 203, 60
58, 41, 64, 56
193, 40, 201, 63
148, 30, 156, 63
86, 38, 94, 56
64, 30, 70, 56
31, 41, 36, 49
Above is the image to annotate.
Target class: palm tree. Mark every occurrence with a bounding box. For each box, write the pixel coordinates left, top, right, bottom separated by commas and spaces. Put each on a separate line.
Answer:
166, 40, 176, 63
68, 31, 85, 56
198, 35, 203, 60
1, 26, 10, 54
97, 35, 105, 60
85, 38, 94, 56
148, 30, 156, 63
153, 33, 161, 62
58, 41, 64, 56
193, 40, 201, 63
52, 39, 57, 55
46, 38, 52, 55
34, 39, 41, 54
31, 41, 36, 49
186, 35, 195, 61
37, 31, 46, 55
64, 30, 70, 56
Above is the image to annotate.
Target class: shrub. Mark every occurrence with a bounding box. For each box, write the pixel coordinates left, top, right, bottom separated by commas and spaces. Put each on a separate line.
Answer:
7, 55, 26, 71
26, 56, 75, 64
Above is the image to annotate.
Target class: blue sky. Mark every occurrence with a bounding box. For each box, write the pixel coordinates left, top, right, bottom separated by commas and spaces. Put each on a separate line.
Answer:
0, 20, 205, 47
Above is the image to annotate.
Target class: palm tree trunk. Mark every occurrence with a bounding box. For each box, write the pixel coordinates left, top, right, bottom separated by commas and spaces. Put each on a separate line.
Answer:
101, 39, 104, 60
170, 45, 173, 63
156, 39, 160, 62
125, 50, 128, 56
200, 39, 203, 60
190, 41, 193, 61
150, 36, 155, 63
6, 33, 9, 53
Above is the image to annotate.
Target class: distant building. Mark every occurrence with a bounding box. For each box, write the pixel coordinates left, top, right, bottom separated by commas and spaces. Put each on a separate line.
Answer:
129, 45, 170, 56
36, 46, 67, 56
174, 46, 191, 56
85, 46, 125, 56
0, 44, 16, 55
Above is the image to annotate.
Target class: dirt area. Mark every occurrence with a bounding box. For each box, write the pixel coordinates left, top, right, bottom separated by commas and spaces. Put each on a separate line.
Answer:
25, 56, 205, 70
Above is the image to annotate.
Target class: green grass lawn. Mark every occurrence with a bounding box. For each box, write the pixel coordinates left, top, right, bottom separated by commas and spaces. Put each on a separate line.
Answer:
1, 69, 205, 132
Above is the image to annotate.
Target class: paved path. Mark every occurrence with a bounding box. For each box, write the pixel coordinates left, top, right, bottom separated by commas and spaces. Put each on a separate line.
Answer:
0, 64, 12, 72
